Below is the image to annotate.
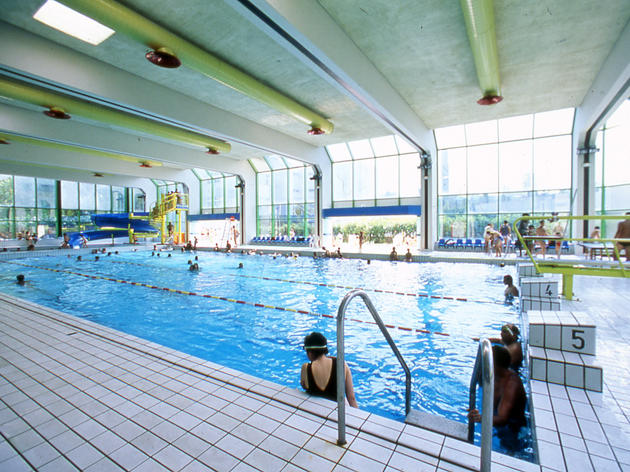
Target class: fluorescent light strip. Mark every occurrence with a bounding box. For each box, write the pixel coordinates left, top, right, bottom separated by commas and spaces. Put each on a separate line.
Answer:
33, 0, 115, 46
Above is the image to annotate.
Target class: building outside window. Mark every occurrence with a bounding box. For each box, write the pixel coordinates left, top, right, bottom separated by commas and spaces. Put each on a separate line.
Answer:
435, 108, 574, 239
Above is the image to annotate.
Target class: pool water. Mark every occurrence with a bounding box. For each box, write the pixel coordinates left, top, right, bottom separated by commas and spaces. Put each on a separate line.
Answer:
0, 251, 533, 460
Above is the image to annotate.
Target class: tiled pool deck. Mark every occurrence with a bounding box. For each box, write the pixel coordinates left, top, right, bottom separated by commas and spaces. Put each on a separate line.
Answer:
0, 249, 628, 471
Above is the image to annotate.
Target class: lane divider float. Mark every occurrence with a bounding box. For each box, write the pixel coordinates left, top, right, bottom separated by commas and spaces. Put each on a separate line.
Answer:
1, 260, 451, 337
105, 258, 501, 305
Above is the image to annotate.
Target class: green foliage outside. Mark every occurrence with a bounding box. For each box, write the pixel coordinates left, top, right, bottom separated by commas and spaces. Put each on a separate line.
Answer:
332, 219, 416, 243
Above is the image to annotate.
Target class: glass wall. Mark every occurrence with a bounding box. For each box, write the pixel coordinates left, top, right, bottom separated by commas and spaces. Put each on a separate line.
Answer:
194, 169, 239, 214
0, 173, 142, 238
595, 99, 630, 236
435, 108, 574, 238
327, 135, 421, 207
250, 156, 315, 237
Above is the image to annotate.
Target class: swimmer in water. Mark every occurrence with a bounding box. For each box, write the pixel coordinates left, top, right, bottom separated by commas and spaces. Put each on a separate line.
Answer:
503, 275, 519, 304
16, 274, 25, 285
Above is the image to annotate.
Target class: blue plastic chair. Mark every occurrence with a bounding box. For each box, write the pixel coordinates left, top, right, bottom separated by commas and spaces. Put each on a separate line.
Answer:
464, 238, 473, 250
455, 238, 464, 249
437, 238, 446, 249
473, 239, 483, 251
561, 240, 570, 253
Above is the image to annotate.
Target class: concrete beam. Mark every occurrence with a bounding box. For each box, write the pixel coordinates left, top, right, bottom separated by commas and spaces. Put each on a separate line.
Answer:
233, 0, 436, 154
574, 19, 630, 145
572, 19, 630, 235
0, 21, 324, 165
0, 104, 255, 179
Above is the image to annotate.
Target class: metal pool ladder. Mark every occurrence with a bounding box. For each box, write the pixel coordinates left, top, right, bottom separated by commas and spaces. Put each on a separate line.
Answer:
335, 289, 471, 446
335, 289, 410, 445
467, 339, 495, 472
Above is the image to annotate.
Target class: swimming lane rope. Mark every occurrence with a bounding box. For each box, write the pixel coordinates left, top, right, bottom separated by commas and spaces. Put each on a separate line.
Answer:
106, 259, 502, 305
1, 260, 451, 337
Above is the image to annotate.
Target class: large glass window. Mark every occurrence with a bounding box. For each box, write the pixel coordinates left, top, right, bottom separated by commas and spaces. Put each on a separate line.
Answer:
37, 179, 56, 209
594, 99, 630, 236
328, 134, 421, 206
61, 181, 78, 209
435, 108, 574, 238
96, 184, 111, 211
194, 170, 239, 215
251, 156, 314, 237
14, 176, 35, 207
112, 186, 125, 212
79, 183, 96, 210
0, 175, 133, 237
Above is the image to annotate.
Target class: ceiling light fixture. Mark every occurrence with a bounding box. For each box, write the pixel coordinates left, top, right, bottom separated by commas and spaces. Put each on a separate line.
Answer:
33, 0, 115, 46
477, 95, 503, 106
206, 147, 219, 155
93, 172, 104, 177
307, 127, 325, 135
139, 161, 152, 168
145, 47, 181, 68
43, 106, 71, 119
0, 139, 9, 145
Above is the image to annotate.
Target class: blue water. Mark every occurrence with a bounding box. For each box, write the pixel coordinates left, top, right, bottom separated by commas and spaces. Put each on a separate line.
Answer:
0, 251, 533, 460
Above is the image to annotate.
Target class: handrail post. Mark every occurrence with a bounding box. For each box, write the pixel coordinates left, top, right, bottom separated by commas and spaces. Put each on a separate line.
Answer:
480, 339, 494, 472
467, 339, 494, 471
336, 294, 348, 446
335, 289, 412, 446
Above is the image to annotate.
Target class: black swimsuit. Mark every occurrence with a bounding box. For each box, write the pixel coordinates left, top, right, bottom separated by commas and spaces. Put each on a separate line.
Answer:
306, 357, 337, 401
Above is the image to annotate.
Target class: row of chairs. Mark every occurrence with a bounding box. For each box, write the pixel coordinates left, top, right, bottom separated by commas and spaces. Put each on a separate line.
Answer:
250, 235, 313, 246
436, 238, 571, 253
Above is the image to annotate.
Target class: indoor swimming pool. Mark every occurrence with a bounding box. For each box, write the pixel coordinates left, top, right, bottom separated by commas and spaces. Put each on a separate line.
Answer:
0, 250, 533, 460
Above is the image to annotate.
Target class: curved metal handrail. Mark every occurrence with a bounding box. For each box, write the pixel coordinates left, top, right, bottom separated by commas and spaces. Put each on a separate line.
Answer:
467, 339, 494, 471
335, 289, 411, 445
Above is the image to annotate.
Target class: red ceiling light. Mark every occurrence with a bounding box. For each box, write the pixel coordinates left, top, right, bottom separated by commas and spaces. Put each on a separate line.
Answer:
206, 147, 219, 155
145, 47, 181, 68
139, 161, 152, 168
0, 139, 9, 145
477, 95, 503, 106
44, 106, 71, 119
307, 127, 325, 135
93, 172, 104, 177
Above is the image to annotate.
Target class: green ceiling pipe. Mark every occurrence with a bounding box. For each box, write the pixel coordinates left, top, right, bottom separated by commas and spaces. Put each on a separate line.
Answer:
58, 0, 334, 135
459, 0, 503, 105
0, 78, 231, 153
0, 131, 163, 167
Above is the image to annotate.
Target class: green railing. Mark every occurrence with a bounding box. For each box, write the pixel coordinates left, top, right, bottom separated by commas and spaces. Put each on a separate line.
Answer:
513, 214, 630, 299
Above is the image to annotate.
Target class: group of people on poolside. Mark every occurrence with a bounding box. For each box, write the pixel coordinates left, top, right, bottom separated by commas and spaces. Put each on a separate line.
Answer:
389, 247, 413, 262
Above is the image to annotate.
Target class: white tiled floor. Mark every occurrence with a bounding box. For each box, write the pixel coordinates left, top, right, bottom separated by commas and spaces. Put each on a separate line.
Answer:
0, 292, 538, 471
528, 276, 630, 472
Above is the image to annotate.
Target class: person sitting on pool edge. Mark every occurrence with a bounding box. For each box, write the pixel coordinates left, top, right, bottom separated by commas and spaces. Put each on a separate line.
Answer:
405, 248, 412, 262
503, 275, 519, 304
300, 332, 358, 408
389, 247, 398, 261
467, 345, 526, 430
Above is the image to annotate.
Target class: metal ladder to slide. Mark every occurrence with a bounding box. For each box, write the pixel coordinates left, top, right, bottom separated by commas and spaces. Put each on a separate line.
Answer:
334, 290, 494, 471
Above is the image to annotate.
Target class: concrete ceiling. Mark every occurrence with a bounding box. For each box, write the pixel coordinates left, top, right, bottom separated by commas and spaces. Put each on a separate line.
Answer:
0, 0, 628, 182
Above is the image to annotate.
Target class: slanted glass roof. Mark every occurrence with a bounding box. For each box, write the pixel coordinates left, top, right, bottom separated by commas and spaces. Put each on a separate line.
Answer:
326, 134, 417, 162
192, 168, 231, 180
434, 108, 575, 149
248, 155, 309, 172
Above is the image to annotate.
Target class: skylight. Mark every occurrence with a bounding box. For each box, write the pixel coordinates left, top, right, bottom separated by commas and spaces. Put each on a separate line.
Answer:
33, 0, 115, 46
